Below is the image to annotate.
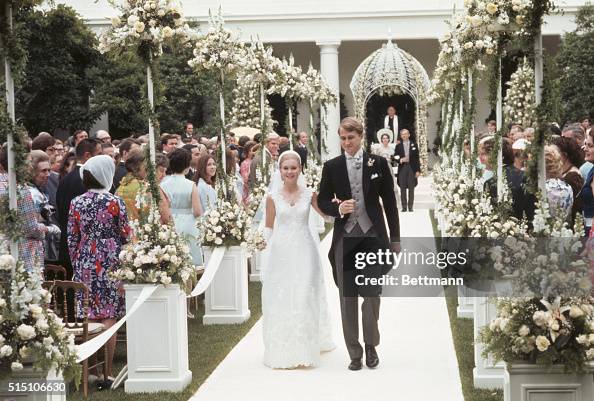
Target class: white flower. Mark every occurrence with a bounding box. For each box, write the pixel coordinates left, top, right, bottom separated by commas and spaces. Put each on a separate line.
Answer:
577, 334, 589, 345
127, 15, 139, 25
533, 311, 549, 327
535, 335, 550, 352
0, 344, 13, 357
134, 21, 146, 33
35, 318, 49, 332
518, 325, 530, 337
0, 254, 15, 270
11, 362, 23, 371
162, 26, 174, 38
111, 16, 121, 27
214, 237, 223, 245
16, 324, 36, 341
570, 305, 584, 318
29, 304, 43, 319
125, 271, 135, 280
587, 349, 594, 360
161, 276, 172, 285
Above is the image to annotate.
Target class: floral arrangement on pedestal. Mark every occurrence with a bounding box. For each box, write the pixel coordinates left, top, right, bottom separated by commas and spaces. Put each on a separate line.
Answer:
0, 254, 80, 384
112, 201, 198, 287
504, 58, 537, 128
480, 297, 594, 372
198, 200, 262, 252
246, 182, 268, 218
98, 0, 196, 60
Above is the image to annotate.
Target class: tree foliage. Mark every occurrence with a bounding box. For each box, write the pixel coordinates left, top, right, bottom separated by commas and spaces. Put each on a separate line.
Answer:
557, 4, 594, 123
14, 4, 102, 135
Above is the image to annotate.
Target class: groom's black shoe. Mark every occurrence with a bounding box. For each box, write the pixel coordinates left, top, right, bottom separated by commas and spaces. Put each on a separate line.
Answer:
348, 358, 362, 371
365, 345, 379, 368
401, 208, 407, 212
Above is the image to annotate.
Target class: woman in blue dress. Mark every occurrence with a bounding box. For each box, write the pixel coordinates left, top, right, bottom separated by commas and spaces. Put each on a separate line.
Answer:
160, 148, 204, 265
195, 154, 218, 213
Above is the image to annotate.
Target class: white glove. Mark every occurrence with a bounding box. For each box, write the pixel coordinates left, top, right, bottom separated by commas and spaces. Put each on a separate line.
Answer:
263, 227, 273, 242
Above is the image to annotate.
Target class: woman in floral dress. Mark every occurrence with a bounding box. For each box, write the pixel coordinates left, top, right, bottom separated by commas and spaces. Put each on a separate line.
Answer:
67, 155, 131, 383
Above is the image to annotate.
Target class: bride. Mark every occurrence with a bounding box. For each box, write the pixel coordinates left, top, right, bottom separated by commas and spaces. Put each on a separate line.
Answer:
261, 150, 335, 369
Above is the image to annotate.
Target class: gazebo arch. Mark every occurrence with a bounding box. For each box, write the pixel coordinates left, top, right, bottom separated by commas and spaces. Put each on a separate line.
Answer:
350, 39, 430, 174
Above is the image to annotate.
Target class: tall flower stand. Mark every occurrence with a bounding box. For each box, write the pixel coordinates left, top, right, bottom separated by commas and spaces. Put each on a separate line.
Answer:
203, 246, 251, 325
504, 363, 594, 401
124, 284, 192, 393
473, 294, 504, 389
0, 365, 66, 401
249, 250, 262, 282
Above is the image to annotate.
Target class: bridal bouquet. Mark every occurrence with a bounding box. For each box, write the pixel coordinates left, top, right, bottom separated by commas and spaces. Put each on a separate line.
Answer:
112, 202, 198, 287
244, 230, 267, 256
98, 0, 197, 59
0, 254, 80, 384
480, 297, 594, 372
198, 200, 253, 247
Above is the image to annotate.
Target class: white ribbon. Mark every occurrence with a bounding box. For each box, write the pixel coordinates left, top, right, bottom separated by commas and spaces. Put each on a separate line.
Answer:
187, 247, 225, 298
76, 247, 227, 362
76, 285, 158, 363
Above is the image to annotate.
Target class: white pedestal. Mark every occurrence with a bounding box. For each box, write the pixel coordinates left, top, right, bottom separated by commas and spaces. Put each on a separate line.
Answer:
124, 284, 192, 393
504, 364, 594, 401
0, 366, 66, 401
456, 286, 474, 319
203, 246, 251, 325
473, 294, 504, 389
249, 250, 262, 282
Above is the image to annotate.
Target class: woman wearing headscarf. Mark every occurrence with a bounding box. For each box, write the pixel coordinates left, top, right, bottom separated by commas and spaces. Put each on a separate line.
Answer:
67, 155, 131, 385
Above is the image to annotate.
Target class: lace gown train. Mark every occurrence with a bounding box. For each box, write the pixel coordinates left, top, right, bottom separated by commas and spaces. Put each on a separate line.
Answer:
262, 187, 335, 368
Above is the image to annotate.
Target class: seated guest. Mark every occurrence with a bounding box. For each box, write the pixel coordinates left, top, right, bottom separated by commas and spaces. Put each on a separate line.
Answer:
68, 155, 131, 384
115, 148, 170, 224
545, 145, 574, 223
160, 149, 203, 265
552, 137, 585, 228
240, 141, 259, 203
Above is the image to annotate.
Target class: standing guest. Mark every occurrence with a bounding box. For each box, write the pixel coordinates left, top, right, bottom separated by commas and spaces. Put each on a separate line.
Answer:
0, 145, 47, 272
486, 120, 497, 134
552, 137, 585, 227
226, 148, 243, 202
524, 127, 535, 142
102, 143, 115, 160
28, 150, 60, 261
182, 144, 201, 180
53, 139, 65, 157
582, 129, 594, 236
581, 117, 591, 135
383, 105, 399, 136
50, 154, 63, 174
160, 133, 178, 154
113, 138, 141, 190
195, 154, 218, 213
512, 138, 530, 170
278, 136, 290, 154
295, 131, 309, 168
182, 122, 194, 141
96, 130, 112, 144
240, 141, 259, 202
545, 145, 574, 223
394, 129, 420, 212
72, 130, 89, 147
68, 155, 131, 385
59, 155, 76, 179
562, 124, 586, 147
237, 135, 250, 163
116, 149, 170, 224
31, 134, 56, 157
45, 154, 62, 208
155, 152, 170, 183
56, 138, 102, 276
477, 136, 495, 183
249, 133, 280, 190
160, 149, 203, 265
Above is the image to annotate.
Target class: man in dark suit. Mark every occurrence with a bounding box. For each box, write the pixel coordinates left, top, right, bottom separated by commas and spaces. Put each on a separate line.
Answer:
55, 138, 101, 277
295, 131, 309, 168
113, 138, 141, 191
394, 129, 420, 212
318, 117, 400, 371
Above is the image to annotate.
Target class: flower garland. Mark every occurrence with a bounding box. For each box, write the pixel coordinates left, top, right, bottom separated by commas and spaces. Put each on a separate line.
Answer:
99, 0, 196, 62
504, 58, 537, 128
112, 196, 198, 286
0, 255, 80, 384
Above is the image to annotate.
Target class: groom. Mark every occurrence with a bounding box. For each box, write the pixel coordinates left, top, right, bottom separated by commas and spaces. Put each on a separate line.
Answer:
318, 117, 400, 371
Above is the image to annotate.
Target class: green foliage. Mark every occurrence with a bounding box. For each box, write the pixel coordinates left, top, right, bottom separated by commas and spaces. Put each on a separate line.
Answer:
14, 4, 103, 135
558, 4, 594, 123
540, 56, 562, 124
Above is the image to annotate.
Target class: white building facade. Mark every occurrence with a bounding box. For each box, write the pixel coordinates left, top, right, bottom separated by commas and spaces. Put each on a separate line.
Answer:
65, 0, 585, 157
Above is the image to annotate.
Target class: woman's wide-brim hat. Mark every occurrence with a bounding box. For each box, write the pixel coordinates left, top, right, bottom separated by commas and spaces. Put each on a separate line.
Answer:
376, 128, 394, 143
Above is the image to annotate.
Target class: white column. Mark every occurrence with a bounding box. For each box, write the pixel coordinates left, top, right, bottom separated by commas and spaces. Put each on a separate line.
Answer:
316, 41, 341, 160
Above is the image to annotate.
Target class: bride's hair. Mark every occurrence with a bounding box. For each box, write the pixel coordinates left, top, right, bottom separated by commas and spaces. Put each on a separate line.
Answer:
278, 150, 301, 168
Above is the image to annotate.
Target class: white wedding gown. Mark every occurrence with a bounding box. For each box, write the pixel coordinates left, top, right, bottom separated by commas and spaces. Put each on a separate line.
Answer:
261, 187, 335, 368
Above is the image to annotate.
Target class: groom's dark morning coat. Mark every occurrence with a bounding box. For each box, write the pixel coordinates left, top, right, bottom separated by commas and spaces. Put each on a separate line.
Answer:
318, 152, 400, 286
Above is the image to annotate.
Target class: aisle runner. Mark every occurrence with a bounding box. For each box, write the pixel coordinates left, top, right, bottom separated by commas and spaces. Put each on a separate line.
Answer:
190, 210, 464, 401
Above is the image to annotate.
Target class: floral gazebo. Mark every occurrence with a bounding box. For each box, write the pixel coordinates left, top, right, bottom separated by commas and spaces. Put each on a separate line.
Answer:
350, 39, 430, 174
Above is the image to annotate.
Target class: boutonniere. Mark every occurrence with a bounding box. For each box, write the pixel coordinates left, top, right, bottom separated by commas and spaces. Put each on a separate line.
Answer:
367, 158, 375, 167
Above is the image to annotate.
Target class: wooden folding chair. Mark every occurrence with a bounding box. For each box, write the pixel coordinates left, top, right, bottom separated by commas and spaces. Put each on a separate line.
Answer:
45, 280, 107, 397
43, 264, 67, 281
